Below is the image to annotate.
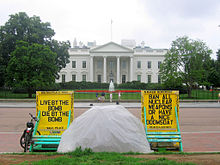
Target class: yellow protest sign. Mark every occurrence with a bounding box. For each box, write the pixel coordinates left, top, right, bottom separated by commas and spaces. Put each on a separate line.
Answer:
36, 91, 74, 135
141, 90, 179, 132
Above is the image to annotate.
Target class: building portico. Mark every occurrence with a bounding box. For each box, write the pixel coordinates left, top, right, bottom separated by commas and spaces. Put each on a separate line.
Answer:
90, 42, 133, 84
90, 55, 132, 84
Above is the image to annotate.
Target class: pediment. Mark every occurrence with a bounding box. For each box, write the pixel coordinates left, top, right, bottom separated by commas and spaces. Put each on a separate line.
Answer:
90, 42, 133, 53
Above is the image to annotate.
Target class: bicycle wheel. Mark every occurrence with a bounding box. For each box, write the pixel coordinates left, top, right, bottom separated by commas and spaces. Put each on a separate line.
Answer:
24, 133, 29, 152
20, 133, 25, 149
20, 131, 40, 150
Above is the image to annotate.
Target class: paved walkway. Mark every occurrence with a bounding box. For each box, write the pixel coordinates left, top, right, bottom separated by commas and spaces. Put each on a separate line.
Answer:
0, 107, 220, 153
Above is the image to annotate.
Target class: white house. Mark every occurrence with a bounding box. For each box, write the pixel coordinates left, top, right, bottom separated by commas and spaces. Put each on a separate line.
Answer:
57, 41, 167, 84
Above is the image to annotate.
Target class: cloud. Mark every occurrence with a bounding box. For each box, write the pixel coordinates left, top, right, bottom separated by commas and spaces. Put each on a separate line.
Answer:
142, 0, 220, 19
136, 0, 220, 58
1, 0, 220, 58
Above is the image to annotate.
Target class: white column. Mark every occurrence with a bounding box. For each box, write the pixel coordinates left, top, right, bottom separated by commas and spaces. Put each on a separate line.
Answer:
103, 56, 107, 83
117, 56, 120, 84
90, 56, 93, 82
130, 57, 133, 81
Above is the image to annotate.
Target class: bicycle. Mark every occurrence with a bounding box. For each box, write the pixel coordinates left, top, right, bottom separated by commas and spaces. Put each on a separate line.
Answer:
20, 113, 40, 152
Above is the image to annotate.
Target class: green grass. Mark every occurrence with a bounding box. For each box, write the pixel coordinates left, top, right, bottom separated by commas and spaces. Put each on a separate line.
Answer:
0, 90, 36, 99
17, 148, 196, 165
75, 92, 141, 100
19, 155, 195, 165
0, 89, 218, 100
7, 148, 220, 165
179, 89, 219, 100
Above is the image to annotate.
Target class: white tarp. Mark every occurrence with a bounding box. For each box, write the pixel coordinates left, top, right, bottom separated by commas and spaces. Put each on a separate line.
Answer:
57, 105, 152, 153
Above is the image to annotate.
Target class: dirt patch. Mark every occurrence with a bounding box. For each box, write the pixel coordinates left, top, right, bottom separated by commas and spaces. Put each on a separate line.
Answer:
126, 154, 220, 165
0, 154, 61, 165
0, 154, 220, 165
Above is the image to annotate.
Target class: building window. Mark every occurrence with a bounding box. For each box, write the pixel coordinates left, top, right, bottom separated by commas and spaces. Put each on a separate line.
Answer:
82, 75, 86, 81
82, 61, 86, 68
137, 61, 141, 69
158, 75, 161, 83
97, 61, 102, 69
158, 61, 161, 69
72, 74, 76, 81
62, 74, 65, 83
148, 75, 151, 83
122, 61, 126, 69
72, 61, 76, 68
148, 61, 151, 69
137, 75, 141, 82
97, 75, 101, 83
122, 75, 126, 83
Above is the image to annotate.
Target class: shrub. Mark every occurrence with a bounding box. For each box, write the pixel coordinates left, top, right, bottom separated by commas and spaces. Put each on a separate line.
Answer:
12, 83, 61, 93
11, 81, 188, 93
59, 81, 111, 90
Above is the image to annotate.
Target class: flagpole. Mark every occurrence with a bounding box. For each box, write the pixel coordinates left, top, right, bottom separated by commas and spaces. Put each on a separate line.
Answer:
111, 19, 113, 41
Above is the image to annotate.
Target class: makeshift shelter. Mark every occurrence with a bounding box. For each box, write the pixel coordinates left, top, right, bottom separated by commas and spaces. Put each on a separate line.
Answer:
58, 105, 152, 153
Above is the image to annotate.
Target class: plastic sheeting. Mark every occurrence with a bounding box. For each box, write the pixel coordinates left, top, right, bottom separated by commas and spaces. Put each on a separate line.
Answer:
57, 105, 152, 153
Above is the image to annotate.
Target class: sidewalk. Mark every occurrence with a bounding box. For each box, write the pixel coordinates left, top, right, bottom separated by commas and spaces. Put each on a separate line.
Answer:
0, 101, 219, 108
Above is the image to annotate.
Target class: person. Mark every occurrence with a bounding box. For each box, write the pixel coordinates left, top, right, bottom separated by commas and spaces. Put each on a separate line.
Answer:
96, 93, 99, 102
98, 96, 101, 102
118, 91, 121, 102
101, 92, 105, 97
110, 93, 112, 102
101, 92, 105, 102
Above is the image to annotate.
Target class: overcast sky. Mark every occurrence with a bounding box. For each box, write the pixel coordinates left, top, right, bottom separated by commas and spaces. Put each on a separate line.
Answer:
1, 0, 220, 59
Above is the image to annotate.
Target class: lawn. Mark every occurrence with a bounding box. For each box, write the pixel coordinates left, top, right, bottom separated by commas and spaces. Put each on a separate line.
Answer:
0, 90, 36, 99
75, 91, 141, 100
180, 89, 219, 100
16, 148, 196, 165
19, 154, 194, 165
0, 89, 219, 100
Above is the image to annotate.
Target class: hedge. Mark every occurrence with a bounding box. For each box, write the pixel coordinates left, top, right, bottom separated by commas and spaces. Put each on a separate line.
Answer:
58, 81, 187, 94
8, 81, 187, 94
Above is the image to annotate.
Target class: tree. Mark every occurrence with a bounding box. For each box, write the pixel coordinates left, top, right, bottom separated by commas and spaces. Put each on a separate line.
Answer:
210, 50, 220, 87
6, 41, 58, 98
47, 40, 70, 77
160, 36, 212, 97
0, 12, 70, 86
0, 54, 5, 87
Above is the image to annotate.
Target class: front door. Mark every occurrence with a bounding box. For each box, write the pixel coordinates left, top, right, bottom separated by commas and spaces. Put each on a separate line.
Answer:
109, 70, 114, 83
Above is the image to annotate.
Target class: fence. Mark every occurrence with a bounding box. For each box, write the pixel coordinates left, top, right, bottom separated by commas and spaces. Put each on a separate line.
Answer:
74, 90, 141, 102
0, 88, 219, 101
179, 89, 219, 100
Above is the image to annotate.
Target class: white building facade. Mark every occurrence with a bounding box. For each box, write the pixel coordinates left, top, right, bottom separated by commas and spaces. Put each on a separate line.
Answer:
57, 42, 167, 84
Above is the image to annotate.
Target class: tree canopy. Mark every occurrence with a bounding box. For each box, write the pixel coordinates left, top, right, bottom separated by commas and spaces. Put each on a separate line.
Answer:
160, 36, 213, 97
210, 50, 220, 87
47, 40, 71, 75
6, 41, 58, 97
0, 12, 70, 87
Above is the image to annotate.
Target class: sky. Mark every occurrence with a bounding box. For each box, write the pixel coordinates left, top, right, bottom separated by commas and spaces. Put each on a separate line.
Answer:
1, 0, 220, 59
